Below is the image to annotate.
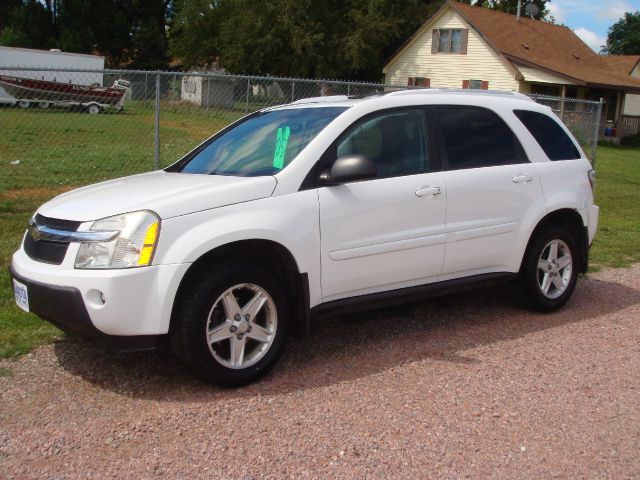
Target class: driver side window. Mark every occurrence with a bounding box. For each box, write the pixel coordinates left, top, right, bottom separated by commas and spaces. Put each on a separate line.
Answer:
336, 109, 429, 178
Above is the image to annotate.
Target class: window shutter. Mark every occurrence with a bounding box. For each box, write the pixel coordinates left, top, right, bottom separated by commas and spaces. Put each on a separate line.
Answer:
408, 77, 415, 87
461, 29, 469, 54
481, 81, 489, 90
423, 78, 431, 88
431, 30, 439, 54
462, 80, 470, 89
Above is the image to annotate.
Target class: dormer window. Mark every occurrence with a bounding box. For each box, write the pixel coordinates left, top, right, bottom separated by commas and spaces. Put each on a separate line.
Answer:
432, 29, 469, 54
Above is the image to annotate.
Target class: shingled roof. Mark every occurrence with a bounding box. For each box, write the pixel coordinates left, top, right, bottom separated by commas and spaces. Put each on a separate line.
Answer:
600, 55, 640, 76
387, 1, 640, 93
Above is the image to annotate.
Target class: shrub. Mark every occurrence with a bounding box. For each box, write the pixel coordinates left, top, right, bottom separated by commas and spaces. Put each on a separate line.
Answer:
620, 134, 640, 148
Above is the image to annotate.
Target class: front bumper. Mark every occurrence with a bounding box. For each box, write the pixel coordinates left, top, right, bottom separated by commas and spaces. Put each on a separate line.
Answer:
10, 265, 160, 352
11, 247, 190, 344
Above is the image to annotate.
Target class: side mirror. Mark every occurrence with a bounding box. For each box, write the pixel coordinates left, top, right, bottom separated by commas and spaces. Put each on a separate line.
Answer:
320, 155, 377, 185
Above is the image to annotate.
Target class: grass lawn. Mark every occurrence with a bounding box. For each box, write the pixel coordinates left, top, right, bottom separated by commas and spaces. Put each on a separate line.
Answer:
0, 103, 638, 358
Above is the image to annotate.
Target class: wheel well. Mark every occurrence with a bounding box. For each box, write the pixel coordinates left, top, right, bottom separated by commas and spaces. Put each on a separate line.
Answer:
171, 240, 310, 336
522, 209, 589, 274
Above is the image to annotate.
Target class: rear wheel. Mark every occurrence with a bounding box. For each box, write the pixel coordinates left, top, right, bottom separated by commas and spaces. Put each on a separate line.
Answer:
87, 104, 101, 114
522, 226, 579, 312
17, 100, 30, 109
38, 102, 50, 109
171, 262, 290, 386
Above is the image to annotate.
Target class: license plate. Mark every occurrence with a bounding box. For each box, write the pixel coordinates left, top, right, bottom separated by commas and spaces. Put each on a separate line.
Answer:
13, 279, 29, 312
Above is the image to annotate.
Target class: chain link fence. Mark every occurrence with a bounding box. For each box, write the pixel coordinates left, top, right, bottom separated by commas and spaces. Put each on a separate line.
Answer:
528, 94, 604, 163
0, 67, 603, 194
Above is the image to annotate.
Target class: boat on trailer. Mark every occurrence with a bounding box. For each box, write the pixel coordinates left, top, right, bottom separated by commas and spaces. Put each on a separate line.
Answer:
0, 74, 130, 113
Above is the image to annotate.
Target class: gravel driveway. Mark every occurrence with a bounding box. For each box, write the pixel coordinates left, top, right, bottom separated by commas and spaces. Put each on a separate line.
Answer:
1, 265, 639, 479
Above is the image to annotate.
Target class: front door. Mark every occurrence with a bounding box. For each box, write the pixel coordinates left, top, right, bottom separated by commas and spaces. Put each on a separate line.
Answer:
318, 108, 446, 300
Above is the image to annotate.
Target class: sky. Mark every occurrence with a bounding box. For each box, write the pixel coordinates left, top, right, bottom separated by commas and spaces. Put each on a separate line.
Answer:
546, 0, 640, 52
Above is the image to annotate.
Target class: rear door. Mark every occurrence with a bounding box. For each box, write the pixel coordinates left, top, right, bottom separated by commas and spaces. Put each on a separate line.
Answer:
318, 108, 446, 300
433, 105, 544, 277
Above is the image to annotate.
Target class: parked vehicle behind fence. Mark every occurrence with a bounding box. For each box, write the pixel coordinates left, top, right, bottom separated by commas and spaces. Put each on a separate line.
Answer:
10, 89, 598, 386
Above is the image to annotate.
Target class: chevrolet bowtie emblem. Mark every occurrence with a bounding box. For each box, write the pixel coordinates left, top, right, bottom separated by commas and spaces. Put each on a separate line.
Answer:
28, 219, 41, 241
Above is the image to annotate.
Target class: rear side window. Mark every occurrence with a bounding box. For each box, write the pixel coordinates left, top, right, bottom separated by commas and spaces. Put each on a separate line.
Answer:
514, 110, 580, 161
434, 106, 526, 170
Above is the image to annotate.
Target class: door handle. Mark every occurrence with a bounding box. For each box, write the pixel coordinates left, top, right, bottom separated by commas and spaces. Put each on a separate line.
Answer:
415, 186, 441, 197
512, 173, 533, 184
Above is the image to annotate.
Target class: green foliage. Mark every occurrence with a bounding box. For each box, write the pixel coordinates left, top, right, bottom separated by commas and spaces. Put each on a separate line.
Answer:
601, 11, 640, 55
620, 134, 640, 148
169, 0, 443, 81
0, 0, 56, 49
0, 0, 170, 69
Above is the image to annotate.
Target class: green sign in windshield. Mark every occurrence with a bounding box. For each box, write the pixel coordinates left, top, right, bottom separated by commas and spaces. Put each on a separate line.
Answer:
273, 126, 291, 170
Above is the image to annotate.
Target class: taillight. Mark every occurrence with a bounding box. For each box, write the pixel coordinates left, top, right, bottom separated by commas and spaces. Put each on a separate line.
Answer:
588, 169, 596, 192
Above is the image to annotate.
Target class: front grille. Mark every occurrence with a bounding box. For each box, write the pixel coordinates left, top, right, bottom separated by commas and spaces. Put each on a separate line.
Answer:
35, 213, 82, 231
24, 234, 69, 265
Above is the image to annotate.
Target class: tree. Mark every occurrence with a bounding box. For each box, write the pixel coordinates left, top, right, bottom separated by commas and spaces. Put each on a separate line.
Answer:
601, 11, 640, 55
129, 0, 170, 69
0, 0, 55, 50
0, 0, 170, 69
457, 0, 549, 20
168, 0, 442, 81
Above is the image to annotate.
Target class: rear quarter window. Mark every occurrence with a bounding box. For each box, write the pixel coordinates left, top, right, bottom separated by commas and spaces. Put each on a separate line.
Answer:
513, 109, 581, 161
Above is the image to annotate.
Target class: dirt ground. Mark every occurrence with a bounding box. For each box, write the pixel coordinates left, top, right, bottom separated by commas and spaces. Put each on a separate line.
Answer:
1, 265, 639, 479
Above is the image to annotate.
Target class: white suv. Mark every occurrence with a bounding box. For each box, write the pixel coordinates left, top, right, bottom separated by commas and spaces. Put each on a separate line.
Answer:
11, 90, 599, 386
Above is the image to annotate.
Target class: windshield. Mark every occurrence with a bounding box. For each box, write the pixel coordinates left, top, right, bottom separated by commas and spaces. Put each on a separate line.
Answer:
178, 107, 348, 176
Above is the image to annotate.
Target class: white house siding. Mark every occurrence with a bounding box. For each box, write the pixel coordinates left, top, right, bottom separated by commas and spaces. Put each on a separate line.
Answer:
383, 8, 520, 91
624, 95, 640, 116
623, 63, 640, 116
516, 64, 577, 86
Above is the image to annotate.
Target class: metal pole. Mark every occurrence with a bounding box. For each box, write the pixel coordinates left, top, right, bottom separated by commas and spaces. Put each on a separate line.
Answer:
245, 79, 250, 113
591, 98, 604, 167
291, 81, 295, 102
206, 77, 210, 111
154, 73, 160, 170
144, 73, 148, 107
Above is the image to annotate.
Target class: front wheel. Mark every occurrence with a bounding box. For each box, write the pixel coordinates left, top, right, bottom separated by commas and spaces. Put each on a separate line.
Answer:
171, 263, 290, 386
522, 226, 579, 312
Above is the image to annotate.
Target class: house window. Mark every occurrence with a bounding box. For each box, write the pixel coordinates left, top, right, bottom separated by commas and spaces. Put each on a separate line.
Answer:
408, 77, 430, 88
437, 29, 462, 53
462, 79, 489, 90
432, 29, 468, 54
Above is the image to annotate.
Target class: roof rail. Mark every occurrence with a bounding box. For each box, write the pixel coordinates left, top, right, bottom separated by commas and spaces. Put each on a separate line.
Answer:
289, 95, 351, 105
387, 88, 533, 102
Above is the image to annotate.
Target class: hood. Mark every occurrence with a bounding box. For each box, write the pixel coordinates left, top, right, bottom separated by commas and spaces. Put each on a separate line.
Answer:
38, 171, 278, 221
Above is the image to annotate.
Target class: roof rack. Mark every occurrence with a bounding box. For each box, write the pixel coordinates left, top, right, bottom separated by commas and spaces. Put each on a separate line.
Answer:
289, 95, 351, 105
387, 88, 533, 102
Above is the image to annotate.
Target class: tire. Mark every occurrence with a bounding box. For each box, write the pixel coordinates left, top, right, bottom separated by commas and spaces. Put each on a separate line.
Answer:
171, 262, 290, 387
87, 104, 101, 114
522, 225, 579, 312
18, 100, 30, 109
38, 102, 50, 109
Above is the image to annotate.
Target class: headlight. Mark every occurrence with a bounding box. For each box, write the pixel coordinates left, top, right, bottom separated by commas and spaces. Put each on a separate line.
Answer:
75, 210, 160, 269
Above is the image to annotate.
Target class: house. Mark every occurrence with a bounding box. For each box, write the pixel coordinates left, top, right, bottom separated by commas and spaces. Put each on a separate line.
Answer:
383, 0, 640, 138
